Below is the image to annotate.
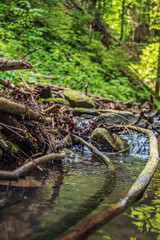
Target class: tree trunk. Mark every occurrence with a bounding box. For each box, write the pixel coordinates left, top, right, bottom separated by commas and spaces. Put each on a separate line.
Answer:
155, 43, 160, 96
120, 0, 125, 41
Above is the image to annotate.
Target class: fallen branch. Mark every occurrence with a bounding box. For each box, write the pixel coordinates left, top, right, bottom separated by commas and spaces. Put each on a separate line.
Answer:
0, 151, 65, 180
0, 58, 32, 71
73, 134, 114, 171
59, 126, 159, 240
0, 97, 47, 122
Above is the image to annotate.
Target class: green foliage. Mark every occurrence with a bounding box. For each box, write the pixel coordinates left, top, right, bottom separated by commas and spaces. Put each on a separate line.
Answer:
130, 43, 159, 85
0, 0, 157, 105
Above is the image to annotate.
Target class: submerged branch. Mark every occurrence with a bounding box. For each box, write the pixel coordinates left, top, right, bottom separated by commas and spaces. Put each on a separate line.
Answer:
73, 134, 114, 171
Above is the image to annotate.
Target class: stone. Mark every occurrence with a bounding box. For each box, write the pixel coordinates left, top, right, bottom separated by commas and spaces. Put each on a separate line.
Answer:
91, 127, 129, 153
96, 112, 137, 125
63, 90, 95, 108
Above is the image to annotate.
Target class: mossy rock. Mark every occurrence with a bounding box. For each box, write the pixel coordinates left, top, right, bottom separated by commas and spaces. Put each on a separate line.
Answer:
63, 90, 95, 108
91, 128, 129, 153
96, 112, 137, 125
72, 108, 99, 116
38, 97, 70, 106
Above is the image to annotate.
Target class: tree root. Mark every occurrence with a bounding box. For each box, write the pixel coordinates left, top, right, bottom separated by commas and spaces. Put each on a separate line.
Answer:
58, 126, 159, 240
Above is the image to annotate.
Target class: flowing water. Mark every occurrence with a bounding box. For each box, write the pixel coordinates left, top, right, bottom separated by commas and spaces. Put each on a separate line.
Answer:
0, 130, 160, 240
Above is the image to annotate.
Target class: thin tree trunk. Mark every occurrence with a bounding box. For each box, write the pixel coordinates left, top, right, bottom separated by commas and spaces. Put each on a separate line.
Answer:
155, 43, 160, 96
120, 0, 125, 41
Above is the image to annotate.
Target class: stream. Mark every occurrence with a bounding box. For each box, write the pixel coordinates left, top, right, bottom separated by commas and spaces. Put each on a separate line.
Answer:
0, 119, 160, 240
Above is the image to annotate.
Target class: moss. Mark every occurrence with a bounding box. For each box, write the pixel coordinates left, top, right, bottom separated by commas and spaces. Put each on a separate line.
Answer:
63, 90, 95, 108
91, 128, 129, 153
38, 97, 70, 105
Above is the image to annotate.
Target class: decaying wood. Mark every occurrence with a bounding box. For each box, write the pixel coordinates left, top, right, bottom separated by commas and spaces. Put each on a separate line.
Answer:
73, 134, 114, 171
58, 126, 159, 240
0, 58, 32, 71
0, 97, 46, 122
0, 151, 65, 180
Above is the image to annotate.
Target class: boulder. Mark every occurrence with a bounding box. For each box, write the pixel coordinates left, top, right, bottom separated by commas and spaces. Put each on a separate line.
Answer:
72, 108, 99, 116
91, 127, 129, 153
63, 90, 95, 108
96, 111, 137, 125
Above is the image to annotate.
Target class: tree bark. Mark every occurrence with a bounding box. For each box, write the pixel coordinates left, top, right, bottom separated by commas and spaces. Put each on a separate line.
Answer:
155, 43, 160, 96
120, 0, 126, 41
0, 58, 32, 71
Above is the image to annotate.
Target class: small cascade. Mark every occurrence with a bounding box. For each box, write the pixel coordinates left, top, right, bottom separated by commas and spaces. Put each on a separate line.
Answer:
120, 131, 149, 157
76, 117, 150, 158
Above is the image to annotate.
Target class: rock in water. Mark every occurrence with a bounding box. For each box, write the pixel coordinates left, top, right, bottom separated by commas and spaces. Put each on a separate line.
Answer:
63, 90, 95, 108
91, 128, 129, 153
96, 112, 137, 125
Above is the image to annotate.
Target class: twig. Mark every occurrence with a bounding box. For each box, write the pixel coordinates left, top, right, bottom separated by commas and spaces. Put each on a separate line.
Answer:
18, 71, 39, 111
25, 73, 57, 79
21, 48, 39, 60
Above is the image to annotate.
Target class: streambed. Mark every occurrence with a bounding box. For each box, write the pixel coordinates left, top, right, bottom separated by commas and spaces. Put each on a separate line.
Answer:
0, 137, 160, 240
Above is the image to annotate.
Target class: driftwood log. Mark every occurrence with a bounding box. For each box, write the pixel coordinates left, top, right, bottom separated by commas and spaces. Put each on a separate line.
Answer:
58, 126, 159, 240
